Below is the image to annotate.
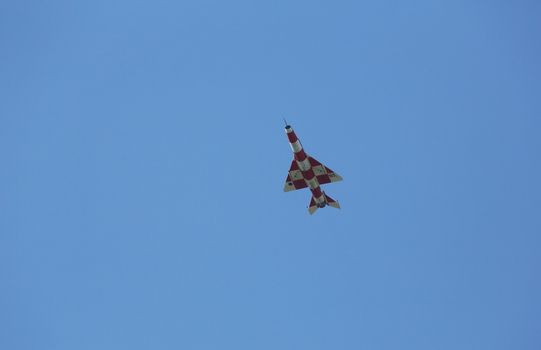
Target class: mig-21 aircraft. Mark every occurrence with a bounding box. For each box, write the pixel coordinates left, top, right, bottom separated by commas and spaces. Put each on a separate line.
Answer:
283, 122, 343, 214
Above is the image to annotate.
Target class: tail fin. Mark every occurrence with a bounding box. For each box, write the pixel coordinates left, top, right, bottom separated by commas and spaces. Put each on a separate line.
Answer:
307, 193, 341, 215
324, 193, 341, 209
308, 196, 318, 215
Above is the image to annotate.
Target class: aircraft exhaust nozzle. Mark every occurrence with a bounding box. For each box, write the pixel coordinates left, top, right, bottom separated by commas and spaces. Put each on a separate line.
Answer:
308, 193, 340, 214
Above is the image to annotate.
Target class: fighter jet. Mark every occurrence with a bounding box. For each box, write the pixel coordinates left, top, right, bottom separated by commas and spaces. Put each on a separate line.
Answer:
283, 122, 343, 214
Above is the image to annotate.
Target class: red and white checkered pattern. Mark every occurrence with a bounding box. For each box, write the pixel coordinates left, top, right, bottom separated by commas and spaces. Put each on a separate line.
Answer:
283, 124, 343, 214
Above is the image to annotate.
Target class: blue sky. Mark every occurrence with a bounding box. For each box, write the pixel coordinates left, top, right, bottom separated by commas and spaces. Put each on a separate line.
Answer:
1, 1, 540, 349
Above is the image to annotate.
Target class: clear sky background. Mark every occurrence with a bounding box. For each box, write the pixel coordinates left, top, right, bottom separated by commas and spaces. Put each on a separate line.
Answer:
1, 1, 540, 349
